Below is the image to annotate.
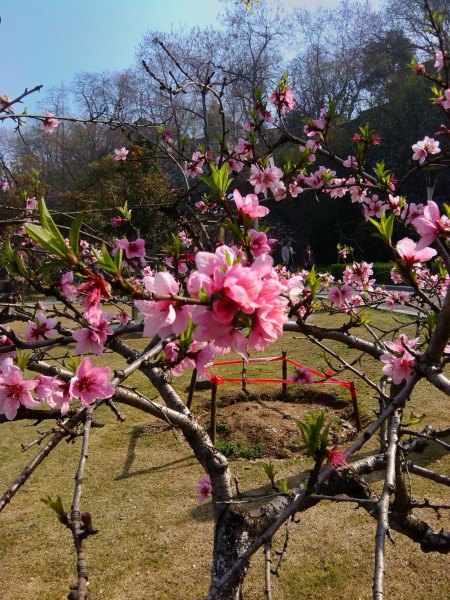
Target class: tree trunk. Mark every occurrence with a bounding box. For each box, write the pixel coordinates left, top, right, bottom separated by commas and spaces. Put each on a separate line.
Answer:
210, 508, 252, 600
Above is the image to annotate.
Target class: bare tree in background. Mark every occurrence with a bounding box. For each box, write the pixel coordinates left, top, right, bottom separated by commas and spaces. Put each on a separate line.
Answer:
385, 0, 450, 54
290, 0, 413, 120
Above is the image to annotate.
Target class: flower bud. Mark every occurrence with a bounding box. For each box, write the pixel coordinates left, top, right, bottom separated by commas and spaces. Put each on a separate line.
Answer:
80, 512, 92, 526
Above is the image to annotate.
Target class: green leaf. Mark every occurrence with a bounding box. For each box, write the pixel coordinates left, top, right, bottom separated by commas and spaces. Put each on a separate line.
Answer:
113, 246, 123, 271
262, 461, 277, 483
368, 212, 395, 245
320, 425, 330, 451
69, 211, 85, 256
25, 223, 69, 259
92, 243, 119, 275
41, 495, 66, 518
39, 199, 70, 253
118, 201, 132, 220
407, 411, 425, 426
0, 237, 26, 276
304, 266, 321, 297
65, 355, 82, 373
36, 260, 66, 276
199, 162, 232, 198
426, 311, 437, 334
16, 349, 30, 371
296, 411, 328, 457
276, 478, 290, 494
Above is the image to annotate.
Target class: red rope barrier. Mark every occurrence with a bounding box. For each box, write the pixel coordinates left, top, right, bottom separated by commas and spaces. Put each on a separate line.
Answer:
205, 355, 361, 431
206, 356, 351, 389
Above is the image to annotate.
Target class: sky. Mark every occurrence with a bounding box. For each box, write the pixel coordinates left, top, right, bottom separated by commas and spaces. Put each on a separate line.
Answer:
2, 0, 377, 114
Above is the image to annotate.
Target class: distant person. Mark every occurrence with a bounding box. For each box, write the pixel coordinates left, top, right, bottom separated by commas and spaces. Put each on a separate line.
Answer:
301, 243, 315, 270
281, 240, 294, 271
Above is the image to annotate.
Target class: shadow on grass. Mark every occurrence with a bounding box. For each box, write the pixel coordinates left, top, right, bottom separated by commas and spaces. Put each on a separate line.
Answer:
363, 431, 450, 484
117, 419, 450, 522
191, 433, 450, 522
115, 424, 196, 480
191, 471, 306, 522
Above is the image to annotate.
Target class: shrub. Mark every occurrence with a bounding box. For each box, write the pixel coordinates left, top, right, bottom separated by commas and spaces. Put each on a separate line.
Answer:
372, 261, 393, 285
216, 421, 231, 433
215, 440, 238, 456
239, 443, 265, 459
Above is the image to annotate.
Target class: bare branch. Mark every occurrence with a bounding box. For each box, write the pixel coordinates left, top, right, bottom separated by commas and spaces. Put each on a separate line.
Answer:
69, 408, 93, 600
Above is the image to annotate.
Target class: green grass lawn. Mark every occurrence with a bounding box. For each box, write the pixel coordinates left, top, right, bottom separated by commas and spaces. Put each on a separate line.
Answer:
0, 310, 449, 599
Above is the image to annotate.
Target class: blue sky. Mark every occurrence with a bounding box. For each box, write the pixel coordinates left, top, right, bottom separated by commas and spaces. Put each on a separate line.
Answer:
2, 0, 373, 114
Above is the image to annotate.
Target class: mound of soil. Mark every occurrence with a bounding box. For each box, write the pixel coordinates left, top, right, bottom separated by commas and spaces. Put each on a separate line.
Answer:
213, 391, 358, 459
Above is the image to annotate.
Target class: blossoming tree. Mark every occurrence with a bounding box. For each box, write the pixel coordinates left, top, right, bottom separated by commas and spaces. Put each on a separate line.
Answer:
0, 1, 449, 598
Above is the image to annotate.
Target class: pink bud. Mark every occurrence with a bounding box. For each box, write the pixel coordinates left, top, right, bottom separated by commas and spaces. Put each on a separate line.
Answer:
81, 512, 92, 526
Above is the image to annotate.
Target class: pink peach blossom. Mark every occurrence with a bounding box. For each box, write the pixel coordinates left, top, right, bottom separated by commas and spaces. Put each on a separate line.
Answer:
249, 157, 285, 199
165, 341, 214, 378
0, 334, 16, 363
248, 229, 271, 257
269, 86, 295, 115
434, 50, 444, 71
72, 306, 113, 355
289, 182, 303, 197
195, 200, 207, 213
60, 272, 78, 301
380, 334, 418, 384
69, 357, 115, 406
0, 95, 14, 113
325, 446, 349, 469
113, 147, 129, 161
437, 88, 450, 109
188, 246, 287, 354
290, 366, 314, 384
35, 375, 72, 413
299, 139, 318, 162
35, 375, 61, 402
328, 285, 352, 304
116, 237, 146, 259
233, 189, 269, 218
24, 312, 58, 342
343, 262, 375, 290
48, 380, 72, 415
41, 110, 59, 133
390, 268, 403, 284
412, 137, 440, 164
234, 138, 253, 158
185, 151, 204, 178
136, 271, 190, 338
412, 200, 450, 250
25, 197, 38, 215
77, 273, 111, 308
113, 311, 130, 325
343, 155, 358, 168
401, 202, 424, 226
111, 216, 127, 227
362, 195, 389, 219
396, 237, 437, 266
197, 474, 212, 504
0, 358, 38, 420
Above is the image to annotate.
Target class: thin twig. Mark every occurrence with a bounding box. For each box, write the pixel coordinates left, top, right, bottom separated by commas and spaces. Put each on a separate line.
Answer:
404, 462, 450, 487
0, 409, 84, 513
373, 409, 401, 600
264, 542, 272, 600
69, 408, 93, 600
271, 516, 292, 577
